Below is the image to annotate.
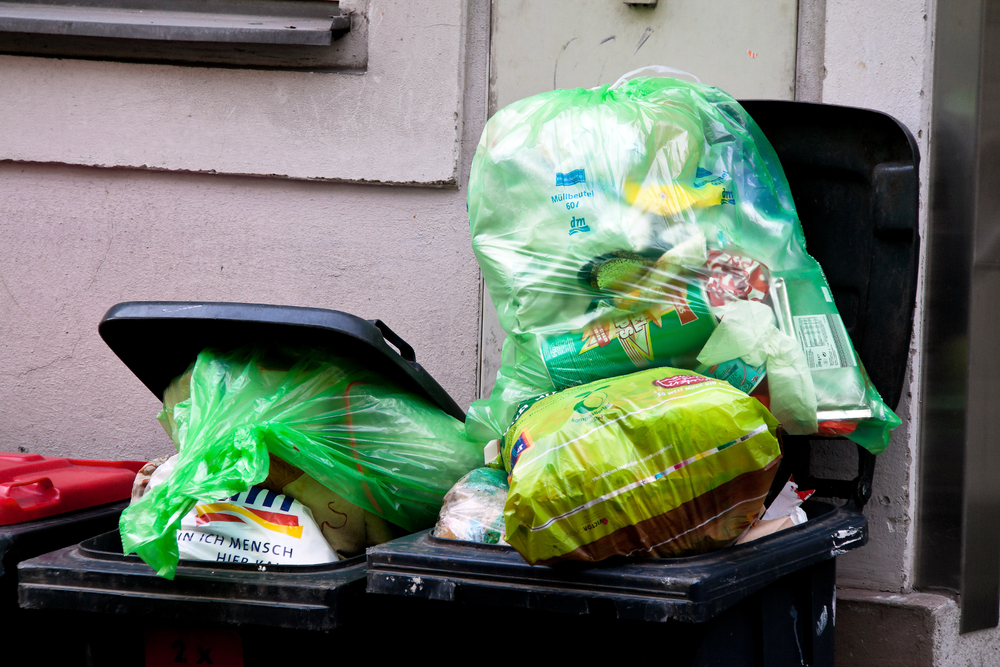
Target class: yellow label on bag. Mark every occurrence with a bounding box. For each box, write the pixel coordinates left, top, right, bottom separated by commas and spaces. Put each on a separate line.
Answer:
624, 180, 724, 216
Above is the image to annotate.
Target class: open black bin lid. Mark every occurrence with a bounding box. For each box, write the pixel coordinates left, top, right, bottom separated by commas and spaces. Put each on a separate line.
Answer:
98, 301, 465, 421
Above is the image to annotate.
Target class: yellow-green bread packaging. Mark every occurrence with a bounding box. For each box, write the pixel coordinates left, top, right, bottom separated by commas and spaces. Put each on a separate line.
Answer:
500, 367, 782, 565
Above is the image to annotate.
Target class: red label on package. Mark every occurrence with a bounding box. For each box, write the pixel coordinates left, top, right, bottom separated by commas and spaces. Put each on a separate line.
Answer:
705, 250, 771, 308
673, 298, 698, 325
592, 324, 612, 347
653, 375, 709, 389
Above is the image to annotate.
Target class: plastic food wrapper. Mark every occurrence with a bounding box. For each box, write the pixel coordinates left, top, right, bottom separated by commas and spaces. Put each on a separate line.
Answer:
499, 367, 782, 565
145, 455, 338, 565
120, 346, 484, 579
466, 74, 899, 453
737, 476, 815, 544
131, 455, 171, 505
433, 468, 509, 545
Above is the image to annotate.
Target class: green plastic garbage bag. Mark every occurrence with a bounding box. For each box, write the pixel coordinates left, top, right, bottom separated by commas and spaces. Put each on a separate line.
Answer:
121, 347, 483, 579
466, 75, 899, 453
500, 367, 781, 565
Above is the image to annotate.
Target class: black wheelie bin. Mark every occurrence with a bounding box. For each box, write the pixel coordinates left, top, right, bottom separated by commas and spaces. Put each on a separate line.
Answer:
15, 302, 468, 666
1, 453, 145, 664
364, 101, 920, 666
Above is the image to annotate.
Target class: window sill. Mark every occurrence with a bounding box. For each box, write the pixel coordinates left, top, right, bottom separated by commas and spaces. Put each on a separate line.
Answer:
0, 1, 465, 185
0, 0, 360, 70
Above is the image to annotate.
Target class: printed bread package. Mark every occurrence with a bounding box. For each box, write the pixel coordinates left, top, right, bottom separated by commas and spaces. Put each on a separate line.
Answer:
500, 367, 781, 565
466, 74, 900, 454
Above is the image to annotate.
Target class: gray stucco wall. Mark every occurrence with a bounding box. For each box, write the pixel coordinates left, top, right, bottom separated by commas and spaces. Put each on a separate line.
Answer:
0, 0, 490, 462
795, 0, 935, 595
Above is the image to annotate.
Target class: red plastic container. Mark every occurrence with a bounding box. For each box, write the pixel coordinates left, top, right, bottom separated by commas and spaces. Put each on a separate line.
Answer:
0, 453, 145, 526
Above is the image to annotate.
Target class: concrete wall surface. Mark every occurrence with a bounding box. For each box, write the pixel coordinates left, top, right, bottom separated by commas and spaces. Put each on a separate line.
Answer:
489, 0, 799, 110
0, 0, 490, 462
800, 0, 936, 595
0, 0, 470, 185
808, 2, 1000, 664
836, 589, 1000, 666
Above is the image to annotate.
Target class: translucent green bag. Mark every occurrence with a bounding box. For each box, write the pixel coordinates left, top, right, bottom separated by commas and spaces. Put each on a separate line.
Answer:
467, 76, 899, 453
121, 347, 483, 579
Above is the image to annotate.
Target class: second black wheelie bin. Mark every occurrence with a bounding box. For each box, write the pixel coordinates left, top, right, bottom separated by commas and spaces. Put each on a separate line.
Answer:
2, 453, 145, 664
364, 100, 920, 666
16, 302, 469, 666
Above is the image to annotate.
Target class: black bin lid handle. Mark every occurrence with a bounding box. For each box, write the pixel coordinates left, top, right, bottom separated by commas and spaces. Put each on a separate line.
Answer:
372, 320, 416, 363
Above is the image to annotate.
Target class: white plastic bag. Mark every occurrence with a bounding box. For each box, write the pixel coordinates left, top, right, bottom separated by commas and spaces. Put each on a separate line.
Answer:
147, 456, 338, 565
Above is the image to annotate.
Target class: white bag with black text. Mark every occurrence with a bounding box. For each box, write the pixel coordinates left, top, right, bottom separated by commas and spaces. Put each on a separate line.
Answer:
146, 455, 338, 566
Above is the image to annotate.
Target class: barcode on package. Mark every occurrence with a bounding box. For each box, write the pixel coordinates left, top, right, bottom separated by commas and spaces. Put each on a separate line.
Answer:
793, 314, 856, 370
